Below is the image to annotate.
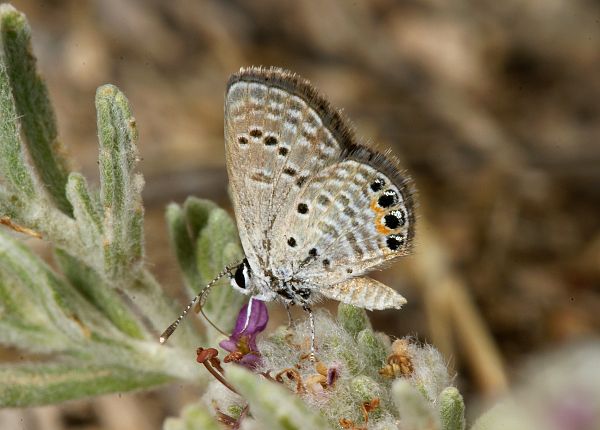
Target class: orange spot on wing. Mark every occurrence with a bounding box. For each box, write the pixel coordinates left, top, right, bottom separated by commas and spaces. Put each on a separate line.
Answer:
375, 218, 391, 234
371, 199, 390, 233
370, 198, 385, 214
376, 223, 390, 234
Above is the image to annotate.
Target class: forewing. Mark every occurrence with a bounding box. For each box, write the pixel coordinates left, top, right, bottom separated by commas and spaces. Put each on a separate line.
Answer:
270, 147, 415, 286
225, 67, 347, 275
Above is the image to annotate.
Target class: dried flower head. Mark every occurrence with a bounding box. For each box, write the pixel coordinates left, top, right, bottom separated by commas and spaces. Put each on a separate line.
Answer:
379, 338, 414, 379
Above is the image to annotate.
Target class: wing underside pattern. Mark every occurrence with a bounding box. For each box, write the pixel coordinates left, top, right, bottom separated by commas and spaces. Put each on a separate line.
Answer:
225, 67, 415, 308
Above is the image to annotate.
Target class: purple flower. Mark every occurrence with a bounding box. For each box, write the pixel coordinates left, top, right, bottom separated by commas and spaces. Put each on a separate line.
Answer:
219, 299, 268, 368
327, 362, 340, 387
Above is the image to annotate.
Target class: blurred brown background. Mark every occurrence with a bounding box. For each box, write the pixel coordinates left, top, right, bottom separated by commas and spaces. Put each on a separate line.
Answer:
2, 0, 599, 428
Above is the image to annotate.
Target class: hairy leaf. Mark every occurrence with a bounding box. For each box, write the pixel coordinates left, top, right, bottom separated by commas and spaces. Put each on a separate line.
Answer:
439, 387, 466, 430
96, 84, 144, 281
0, 5, 71, 214
195, 205, 244, 336
167, 197, 244, 337
54, 249, 147, 340
356, 329, 389, 377
392, 379, 440, 430
0, 362, 170, 407
166, 202, 200, 291
337, 304, 370, 338
0, 62, 35, 198
0, 230, 135, 353
66, 173, 103, 246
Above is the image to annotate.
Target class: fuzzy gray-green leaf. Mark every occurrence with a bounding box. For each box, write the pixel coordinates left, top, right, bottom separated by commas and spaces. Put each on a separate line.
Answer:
393, 379, 440, 430
439, 387, 465, 430
166, 202, 200, 291
357, 329, 389, 376
96, 84, 144, 280
0, 362, 170, 407
166, 198, 223, 295
183, 197, 217, 245
350, 375, 385, 403
165, 198, 244, 340
349, 374, 388, 422
337, 304, 370, 338
0, 62, 35, 199
0, 268, 67, 353
0, 230, 134, 352
54, 249, 146, 340
227, 365, 333, 430
66, 172, 102, 254
0, 230, 83, 348
195, 206, 240, 283
0, 5, 71, 214
195, 205, 244, 335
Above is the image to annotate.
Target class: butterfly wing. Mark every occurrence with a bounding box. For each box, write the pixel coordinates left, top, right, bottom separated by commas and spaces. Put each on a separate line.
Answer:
269, 147, 415, 286
225, 67, 415, 310
225, 67, 348, 277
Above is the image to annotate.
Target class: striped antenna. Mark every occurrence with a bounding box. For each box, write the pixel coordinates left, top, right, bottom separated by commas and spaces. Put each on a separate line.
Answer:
159, 263, 238, 344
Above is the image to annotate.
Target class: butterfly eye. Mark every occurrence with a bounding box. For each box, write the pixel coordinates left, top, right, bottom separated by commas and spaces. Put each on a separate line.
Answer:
234, 265, 246, 289
232, 259, 251, 290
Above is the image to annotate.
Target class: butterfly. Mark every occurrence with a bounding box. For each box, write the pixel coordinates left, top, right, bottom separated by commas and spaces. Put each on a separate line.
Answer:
161, 67, 416, 355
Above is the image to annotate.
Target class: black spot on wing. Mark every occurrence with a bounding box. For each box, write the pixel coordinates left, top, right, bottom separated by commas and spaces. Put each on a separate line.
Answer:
297, 203, 309, 214
264, 135, 278, 145
249, 128, 263, 138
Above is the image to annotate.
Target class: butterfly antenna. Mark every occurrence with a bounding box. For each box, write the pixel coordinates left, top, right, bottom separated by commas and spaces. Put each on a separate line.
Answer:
159, 264, 236, 344
198, 288, 230, 338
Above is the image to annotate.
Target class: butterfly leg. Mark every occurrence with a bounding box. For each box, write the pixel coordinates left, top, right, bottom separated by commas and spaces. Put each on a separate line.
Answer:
303, 305, 316, 362
285, 303, 294, 329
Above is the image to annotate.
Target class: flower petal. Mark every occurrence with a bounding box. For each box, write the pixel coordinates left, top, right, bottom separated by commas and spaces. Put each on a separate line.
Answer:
219, 338, 238, 352
231, 303, 251, 336
239, 353, 261, 368
243, 299, 268, 334
218, 300, 268, 366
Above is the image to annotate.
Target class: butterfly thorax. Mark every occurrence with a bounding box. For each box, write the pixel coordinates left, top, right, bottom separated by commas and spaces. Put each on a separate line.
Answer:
272, 278, 313, 305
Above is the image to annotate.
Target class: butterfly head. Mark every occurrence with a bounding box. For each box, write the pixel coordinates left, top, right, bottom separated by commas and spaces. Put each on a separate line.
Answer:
229, 258, 280, 302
